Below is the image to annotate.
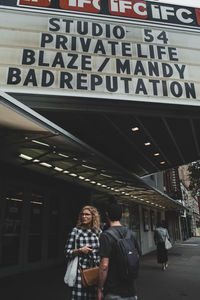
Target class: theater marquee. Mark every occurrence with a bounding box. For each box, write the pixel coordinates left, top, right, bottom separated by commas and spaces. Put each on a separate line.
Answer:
0, 2, 200, 105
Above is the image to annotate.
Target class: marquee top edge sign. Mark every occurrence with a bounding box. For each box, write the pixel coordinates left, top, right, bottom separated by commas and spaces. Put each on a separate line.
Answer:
1, 0, 200, 29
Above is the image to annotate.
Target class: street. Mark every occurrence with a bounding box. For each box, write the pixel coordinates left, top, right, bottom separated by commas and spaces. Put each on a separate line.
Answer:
1, 237, 200, 300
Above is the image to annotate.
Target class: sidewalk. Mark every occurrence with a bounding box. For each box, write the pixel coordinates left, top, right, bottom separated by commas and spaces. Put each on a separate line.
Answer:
137, 237, 200, 300
1, 237, 200, 300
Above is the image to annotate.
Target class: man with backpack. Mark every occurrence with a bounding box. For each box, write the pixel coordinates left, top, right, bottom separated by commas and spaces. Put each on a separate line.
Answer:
97, 202, 141, 300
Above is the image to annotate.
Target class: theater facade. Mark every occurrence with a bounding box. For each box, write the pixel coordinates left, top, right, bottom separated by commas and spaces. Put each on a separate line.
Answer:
1, 0, 200, 277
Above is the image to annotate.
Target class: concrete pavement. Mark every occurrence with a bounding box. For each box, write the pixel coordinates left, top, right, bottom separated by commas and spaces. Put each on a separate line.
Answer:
1, 237, 200, 300
137, 237, 200, 300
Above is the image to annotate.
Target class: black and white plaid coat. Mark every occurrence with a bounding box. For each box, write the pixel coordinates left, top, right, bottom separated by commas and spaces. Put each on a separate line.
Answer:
64, 226, 101, 299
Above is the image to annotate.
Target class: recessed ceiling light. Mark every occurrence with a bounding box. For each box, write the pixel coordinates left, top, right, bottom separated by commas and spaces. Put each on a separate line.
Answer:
69, 173, 78, 177
58, 153, 69, 158
85, 178, 90, 182
54, 167, 63, 172
40, 162, 52, 168
154, 153, 160, 156
30, 201, 43, 205
33, 159, 40, 163
131, 127, 139, 132
19, 154, 32, 160
6, 197, 23, 202
82, 164, 97, 170
160, 161, 166, 165
144, 142, 151, 146
32, 140, 49, 147
100, 173, 112, 178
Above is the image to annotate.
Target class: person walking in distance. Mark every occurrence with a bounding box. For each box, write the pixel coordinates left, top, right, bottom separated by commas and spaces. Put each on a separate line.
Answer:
154, 220, 170, 271
97, 202, 141, 300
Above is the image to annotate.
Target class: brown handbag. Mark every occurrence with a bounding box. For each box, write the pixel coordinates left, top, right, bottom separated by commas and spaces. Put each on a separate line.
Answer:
79, 266, 99, 288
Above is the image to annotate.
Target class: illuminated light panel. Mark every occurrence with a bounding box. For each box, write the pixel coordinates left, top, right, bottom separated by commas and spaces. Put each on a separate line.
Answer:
100, 173, 112, 178
82, 164, 97, 170
97, 183, 102, 186
33, 159, 40, 163
131, 127, 139, 132
30, 201, 43, 205
160, 161, 166, 165
6, 197, 23, 202
63, 170, 69, 174
40, 162, 52, 168
58, 153, 69, 158
69, 173, 78, 177
144, 142, 151, 146
54, 167, 63, 172
19, 154, 32, 160
90, 181, 96, 184
32, 140, 49, 147
85, 178, 91, 182
79, 176, 85, 180
154, 153, 160, 156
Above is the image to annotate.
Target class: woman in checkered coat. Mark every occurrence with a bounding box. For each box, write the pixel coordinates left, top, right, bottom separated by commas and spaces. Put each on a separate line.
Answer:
65, 206, 101, 299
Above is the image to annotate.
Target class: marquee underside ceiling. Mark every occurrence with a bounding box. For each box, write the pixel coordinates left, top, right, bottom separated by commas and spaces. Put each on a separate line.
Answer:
0, 91, 183, 211
12, 93, 200, 177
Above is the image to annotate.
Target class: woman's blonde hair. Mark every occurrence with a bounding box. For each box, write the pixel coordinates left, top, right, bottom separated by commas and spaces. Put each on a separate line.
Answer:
77, 205, 100, 233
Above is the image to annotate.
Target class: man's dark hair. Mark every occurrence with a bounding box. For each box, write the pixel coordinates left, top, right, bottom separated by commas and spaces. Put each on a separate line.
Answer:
106, 203, 122, 221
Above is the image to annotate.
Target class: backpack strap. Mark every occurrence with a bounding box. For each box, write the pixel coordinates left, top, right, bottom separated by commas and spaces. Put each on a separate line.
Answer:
105, 228, 119, 241
106, 227, 130, 240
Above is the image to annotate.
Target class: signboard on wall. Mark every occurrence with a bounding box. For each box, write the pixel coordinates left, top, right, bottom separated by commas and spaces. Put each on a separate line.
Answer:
0, 6, 200, 105
1, 0, 200, 29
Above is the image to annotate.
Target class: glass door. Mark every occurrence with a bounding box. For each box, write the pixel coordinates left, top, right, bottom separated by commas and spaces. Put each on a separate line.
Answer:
47, 194, 60, 259
28, 191, 44, 262
0, 186, 24, 267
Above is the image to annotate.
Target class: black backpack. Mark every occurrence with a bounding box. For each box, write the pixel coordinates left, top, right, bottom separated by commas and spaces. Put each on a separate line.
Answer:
106, 228, 139, 281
